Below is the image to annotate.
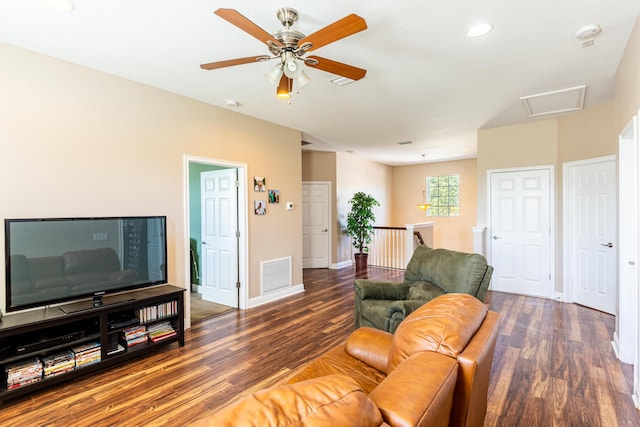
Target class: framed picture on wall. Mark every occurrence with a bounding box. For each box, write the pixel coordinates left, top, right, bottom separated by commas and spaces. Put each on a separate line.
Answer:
268, 189, 279, 204
254, 200, 266, 215
254, 176, 266, 192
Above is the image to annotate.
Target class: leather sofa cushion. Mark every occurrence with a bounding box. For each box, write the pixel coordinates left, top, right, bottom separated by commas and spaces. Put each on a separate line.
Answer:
287, 345, 386, 394
191, 374, 385, 427
388, 294, 487, 372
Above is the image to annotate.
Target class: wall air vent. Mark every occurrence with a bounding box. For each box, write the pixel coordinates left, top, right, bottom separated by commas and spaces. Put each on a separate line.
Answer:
521, 85, 586, 118
261, 257, 291, 294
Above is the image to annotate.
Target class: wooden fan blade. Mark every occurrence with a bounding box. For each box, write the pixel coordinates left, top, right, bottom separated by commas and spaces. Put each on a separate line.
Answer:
306, 56, 367, 80
200, 56, 263, 70
215, 8, 281, 48
299, 14, 367, 52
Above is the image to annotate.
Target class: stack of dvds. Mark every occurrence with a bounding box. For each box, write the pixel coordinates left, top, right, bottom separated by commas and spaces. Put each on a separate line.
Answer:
147, 321, 177, 343
122, 325, 147, 348
137, 301, 178, 323
72, 342, 101, 368
5, 358, 42, 390
42, 350, 75, 378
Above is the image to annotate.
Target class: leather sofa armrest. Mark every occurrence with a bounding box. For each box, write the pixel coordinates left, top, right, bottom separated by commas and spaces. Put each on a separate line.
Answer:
355, 279, 410, 300
346, 327, 393, 373
369, 352, 458, 427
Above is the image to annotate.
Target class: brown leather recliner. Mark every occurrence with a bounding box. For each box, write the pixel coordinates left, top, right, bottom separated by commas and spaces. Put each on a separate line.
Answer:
191, 294, 499, 427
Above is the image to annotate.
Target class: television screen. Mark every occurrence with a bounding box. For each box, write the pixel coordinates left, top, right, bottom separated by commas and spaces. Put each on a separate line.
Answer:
5, 216, 167, 312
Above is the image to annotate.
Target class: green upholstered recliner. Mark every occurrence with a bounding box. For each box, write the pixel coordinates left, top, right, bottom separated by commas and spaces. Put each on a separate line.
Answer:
354, 245, 493, 333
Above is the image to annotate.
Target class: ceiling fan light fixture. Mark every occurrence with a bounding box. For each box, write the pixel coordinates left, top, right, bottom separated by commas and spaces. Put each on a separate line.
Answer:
265, 63, 284, 85
283, 52, 301, 78
276, 75, 292, 99
295, 70, 311, 88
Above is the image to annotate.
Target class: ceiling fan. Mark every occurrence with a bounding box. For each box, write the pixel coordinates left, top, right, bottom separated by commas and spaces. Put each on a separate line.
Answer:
200, 8, 368, 99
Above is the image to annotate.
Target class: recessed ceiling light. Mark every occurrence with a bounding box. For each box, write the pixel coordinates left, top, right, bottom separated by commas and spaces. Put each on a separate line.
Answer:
40, 0, 75, 12
467, 23, 493, 38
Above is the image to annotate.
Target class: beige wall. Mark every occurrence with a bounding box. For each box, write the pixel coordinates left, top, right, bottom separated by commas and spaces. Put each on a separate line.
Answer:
335, 152, 393, 265
0, 43, 303, 319
392, 159, 477, 252
477, 102, 616, 293
301, 151, 339, 264
615, 15, 640, 132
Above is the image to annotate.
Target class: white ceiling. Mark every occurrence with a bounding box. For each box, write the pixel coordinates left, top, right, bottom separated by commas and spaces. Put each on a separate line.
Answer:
1, 0, 639, 166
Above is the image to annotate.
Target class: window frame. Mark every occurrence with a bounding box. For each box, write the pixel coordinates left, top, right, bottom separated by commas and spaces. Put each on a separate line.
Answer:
426, 174, 460, 217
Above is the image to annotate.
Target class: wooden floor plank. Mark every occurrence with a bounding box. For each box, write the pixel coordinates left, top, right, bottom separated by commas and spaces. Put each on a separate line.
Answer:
1, 266, 639, 426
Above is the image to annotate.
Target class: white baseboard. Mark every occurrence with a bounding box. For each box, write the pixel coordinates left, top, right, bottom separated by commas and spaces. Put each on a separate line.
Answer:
612, 332, 621, 360
331, 260, 353, 269
248, 284, 305, 308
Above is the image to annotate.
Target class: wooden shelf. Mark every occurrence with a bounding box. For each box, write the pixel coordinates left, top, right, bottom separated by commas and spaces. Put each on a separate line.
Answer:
0, 284, 185, 402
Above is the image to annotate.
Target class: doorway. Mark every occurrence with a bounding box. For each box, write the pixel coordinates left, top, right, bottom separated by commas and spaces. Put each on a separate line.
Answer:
185, 156, 248, 324
488, 166, 554, 298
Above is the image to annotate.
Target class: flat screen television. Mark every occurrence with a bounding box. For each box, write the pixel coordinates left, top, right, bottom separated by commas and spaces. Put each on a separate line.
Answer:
4, 216, 167, 313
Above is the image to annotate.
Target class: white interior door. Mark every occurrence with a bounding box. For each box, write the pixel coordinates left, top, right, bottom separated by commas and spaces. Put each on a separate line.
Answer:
566, 157, 617, 314
201, 168, 238, 307
302, 182, 330, 268
489, 168, 553, 298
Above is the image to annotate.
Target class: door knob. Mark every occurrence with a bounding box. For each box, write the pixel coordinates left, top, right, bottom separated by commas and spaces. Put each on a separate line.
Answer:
202, 241, 207, 245
600, 242, 613, 248
322, 229, 328, 232
492, 236, 501, 240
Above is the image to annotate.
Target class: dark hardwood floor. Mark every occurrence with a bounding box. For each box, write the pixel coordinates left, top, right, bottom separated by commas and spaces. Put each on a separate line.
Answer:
1, 267, 639, 426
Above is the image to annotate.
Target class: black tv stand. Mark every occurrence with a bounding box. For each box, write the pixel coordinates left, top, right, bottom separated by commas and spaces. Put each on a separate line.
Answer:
0, 284, 184, 403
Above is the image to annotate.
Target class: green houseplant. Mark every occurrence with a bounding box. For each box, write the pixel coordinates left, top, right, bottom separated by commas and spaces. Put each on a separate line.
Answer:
346, 192, 380, 270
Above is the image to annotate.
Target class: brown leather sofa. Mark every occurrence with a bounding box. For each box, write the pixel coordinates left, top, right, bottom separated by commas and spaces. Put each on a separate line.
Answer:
190, 293, 500, 427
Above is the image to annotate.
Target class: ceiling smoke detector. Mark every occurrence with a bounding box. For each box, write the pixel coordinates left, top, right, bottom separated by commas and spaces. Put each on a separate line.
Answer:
576, 24, 601, 47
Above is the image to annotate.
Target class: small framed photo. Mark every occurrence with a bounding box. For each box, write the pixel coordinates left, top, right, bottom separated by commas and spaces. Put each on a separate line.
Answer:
254, 200, 266, 215
254, 177, 266, 192
268, 189, 280, 204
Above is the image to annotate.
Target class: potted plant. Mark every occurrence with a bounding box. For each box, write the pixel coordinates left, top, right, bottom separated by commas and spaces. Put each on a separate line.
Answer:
346, 192, 380, 271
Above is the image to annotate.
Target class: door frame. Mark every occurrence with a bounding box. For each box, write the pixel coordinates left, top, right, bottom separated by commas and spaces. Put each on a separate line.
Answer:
486, 165, 556, 298
617, 114, 639, 407
302, 181, 332, 269
183, 155, 249, 317
562, 155, 617, 306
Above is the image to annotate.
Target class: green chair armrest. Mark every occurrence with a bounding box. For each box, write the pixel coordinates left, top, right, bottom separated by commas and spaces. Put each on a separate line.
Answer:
386, 299, 425, 318
354, 279, 410, 301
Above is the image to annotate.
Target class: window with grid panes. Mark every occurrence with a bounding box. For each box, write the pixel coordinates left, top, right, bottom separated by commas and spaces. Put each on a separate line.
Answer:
426, 175, 459, 216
